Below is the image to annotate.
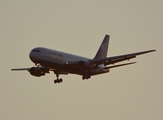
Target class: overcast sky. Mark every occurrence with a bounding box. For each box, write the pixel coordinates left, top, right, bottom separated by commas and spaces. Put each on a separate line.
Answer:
1, 0, 163, 120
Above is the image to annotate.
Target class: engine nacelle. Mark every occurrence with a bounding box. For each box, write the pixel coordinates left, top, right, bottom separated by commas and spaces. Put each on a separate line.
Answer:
78, 61, 93, 71
29, 67, 45, 77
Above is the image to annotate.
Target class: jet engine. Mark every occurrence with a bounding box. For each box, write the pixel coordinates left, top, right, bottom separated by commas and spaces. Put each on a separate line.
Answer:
78, 61, 93, 71
28, 67, 48, 77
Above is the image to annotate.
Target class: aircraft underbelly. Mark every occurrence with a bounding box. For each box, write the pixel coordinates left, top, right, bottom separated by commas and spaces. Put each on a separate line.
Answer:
38, 59, 109, 76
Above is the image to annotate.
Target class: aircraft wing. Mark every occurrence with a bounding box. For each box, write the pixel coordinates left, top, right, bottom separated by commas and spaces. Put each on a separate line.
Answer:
89, 50, 156, 66
103, 62, 137, 69
11, 67, 68, 75
11, 68, 31, 71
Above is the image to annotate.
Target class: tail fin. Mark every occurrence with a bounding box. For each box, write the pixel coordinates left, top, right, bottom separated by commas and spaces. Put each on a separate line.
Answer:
93, 35, 110, 59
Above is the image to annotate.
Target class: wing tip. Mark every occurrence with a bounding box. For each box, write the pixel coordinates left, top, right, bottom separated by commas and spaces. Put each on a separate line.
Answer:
151, 49, 156, 52
11, 68, 30, 71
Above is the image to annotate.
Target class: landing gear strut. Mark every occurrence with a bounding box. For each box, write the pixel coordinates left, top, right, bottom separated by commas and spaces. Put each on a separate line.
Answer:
54, 74, 63, 84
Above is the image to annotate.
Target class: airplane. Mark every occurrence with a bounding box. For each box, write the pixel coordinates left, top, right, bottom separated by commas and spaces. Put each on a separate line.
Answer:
11, 35, 156, 84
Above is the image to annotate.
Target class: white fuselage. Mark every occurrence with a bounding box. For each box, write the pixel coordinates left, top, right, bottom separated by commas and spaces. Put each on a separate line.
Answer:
29, 47, 109, 75
30, 47, 90, 64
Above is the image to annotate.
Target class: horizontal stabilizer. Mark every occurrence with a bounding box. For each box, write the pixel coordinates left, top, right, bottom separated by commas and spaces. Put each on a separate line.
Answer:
103, 62, 137, 69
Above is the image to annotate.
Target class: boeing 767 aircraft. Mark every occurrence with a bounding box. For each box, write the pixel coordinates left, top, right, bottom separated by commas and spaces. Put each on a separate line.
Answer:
11, 35, 155, 84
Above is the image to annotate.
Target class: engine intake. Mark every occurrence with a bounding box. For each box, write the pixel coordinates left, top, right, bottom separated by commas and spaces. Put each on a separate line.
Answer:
29, 67, 46, 77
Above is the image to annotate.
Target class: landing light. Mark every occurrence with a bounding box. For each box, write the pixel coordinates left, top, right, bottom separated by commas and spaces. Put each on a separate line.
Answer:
35, 63, 40, 67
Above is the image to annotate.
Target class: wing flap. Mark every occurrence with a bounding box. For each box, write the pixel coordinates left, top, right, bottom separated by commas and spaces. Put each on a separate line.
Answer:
104, 62, 136, 69
104, 56, 136, 65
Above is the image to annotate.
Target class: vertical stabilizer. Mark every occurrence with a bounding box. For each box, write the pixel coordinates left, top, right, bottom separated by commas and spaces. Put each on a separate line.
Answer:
93, 35, 110, 59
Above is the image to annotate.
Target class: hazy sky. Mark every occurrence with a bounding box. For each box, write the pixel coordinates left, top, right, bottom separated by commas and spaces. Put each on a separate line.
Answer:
1, 0, 163, 120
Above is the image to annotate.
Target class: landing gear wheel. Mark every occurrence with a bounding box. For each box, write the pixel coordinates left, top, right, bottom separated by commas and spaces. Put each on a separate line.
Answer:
54, 79, 58, 84
54, 78, 63, 84
82, 74, 91, 80
54, 80, 57, 84
59, 78, 63, 83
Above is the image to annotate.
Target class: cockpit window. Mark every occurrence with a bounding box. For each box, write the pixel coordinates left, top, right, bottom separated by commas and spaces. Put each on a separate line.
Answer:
32, 50, 40, 52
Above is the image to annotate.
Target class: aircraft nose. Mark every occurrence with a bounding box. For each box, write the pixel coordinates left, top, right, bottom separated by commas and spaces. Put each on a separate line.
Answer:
29, 51, 35, 62
29, 49, 39, 62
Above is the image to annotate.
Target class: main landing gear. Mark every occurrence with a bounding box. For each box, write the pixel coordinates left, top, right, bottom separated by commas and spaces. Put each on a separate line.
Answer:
54, 74, 63, 84
82, 73, 91, 80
